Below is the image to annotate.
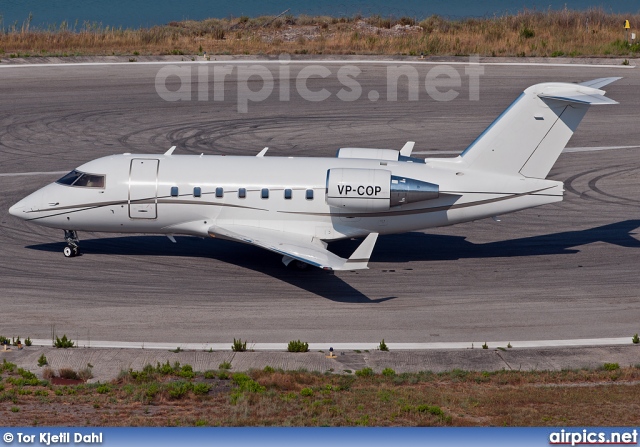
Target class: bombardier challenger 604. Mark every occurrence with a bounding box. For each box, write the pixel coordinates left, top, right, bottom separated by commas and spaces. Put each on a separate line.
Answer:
9, 77, 619, 270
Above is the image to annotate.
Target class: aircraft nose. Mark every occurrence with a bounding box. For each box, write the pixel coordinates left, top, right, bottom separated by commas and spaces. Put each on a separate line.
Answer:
9, 201, 26, 218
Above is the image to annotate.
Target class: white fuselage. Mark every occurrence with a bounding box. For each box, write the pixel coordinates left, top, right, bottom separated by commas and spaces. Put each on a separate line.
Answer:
10, 153, 563, 241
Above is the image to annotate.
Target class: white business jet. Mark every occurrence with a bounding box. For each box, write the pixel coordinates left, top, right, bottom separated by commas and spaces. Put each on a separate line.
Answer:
9, 77, 619, 270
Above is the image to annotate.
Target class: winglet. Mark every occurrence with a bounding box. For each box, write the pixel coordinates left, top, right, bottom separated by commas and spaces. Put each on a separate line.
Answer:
400, 141, 415, 157
164, 146, 176, 156
343, 233, 379, 270
257, 147, 268, 157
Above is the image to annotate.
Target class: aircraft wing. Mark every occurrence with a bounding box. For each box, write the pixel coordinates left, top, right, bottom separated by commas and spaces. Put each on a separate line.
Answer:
208, 223, 378, 271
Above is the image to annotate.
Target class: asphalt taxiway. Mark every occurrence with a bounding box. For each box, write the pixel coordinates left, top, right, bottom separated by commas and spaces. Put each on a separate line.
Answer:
1, 59, 639, 345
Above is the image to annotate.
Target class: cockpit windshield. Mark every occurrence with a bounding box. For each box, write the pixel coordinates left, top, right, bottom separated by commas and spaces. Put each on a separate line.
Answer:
56, 170, 105, 188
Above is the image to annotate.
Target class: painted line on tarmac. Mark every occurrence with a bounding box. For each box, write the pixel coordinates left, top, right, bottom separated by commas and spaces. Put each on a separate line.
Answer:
0, 60, 635, 69
563, 145, 640, 153
0, 171, 67, 177
29, 337, 632, 350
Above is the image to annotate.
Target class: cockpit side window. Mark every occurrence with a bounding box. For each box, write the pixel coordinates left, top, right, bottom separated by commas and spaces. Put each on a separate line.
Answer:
56, 170, 105, 188
73, 174, 105, 188
56, 170, 83, 185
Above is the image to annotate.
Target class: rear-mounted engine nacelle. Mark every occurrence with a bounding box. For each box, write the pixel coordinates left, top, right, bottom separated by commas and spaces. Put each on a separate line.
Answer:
326, 168, 439, 212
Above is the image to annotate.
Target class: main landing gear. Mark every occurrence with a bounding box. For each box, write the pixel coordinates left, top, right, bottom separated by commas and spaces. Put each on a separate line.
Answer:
63, 230, 80, 258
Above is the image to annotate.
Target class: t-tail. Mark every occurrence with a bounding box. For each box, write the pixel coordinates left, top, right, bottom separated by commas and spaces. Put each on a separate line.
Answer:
459, 77, 620, 178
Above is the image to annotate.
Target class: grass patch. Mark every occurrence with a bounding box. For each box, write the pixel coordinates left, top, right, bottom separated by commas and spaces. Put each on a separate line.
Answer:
287, 340, 309, 352
1, 363, 640, 426
53, 335, 74, 348
602, 363, 620, 371
232, 338, 247, 352
355, 367, 374, 377
219, 361, 232, 370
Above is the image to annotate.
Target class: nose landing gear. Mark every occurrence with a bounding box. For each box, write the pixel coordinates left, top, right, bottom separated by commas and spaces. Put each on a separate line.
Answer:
63, 230, 80, 257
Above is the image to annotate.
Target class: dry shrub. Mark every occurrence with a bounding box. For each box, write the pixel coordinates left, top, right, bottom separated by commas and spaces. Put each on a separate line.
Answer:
0, 9, 638, 57
253, 371, 323, 391
42, 367, 54, 379
78, 367, 93, 381
58, 368, 79, 380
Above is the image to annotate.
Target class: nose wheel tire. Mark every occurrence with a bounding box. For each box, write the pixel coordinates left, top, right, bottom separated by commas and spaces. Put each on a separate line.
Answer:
63, 245, 80, 257
63, 230, 80, 257
63, 245, 74, 258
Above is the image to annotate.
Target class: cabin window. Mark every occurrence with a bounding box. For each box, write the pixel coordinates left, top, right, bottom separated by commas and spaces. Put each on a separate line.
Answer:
238, 188, 246, 198
261, 188, 269, 199
284, 189, 292, 199
306, 189, 314, 200
216, 187, 224, 198
170, 186, 179, 197
193, 187, 201, 197
56, 170, 105, 188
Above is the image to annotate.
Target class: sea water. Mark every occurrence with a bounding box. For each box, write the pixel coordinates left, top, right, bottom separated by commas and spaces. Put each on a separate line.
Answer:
1, 0, 638, 30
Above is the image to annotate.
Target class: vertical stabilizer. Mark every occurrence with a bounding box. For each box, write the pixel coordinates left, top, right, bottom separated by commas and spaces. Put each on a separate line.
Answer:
459, 79, 619, 179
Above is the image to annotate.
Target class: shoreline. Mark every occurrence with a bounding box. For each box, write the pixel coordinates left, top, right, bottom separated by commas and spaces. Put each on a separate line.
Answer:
1, 11, 639, 59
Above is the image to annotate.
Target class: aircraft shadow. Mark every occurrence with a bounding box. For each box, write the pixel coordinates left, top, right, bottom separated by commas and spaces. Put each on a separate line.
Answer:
25, 236, 395, 304
26, 219, 640, 302
367, 219, 640, 262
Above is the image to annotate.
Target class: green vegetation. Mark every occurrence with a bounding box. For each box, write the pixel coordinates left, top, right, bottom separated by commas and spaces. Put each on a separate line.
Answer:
300, 387, 314, 396
24, 337, 32, 347
1, 359, 16, 373
482, 342, 488, 349
37, 354, 48, 367
633, 333, 639, 344
96, 384, 111, 394
287, 340, 309, 352
232, 338, 247, 352
602, 363, 620, 371
379, 339, 389, 351
231, 373, 266, 393
219, 361, 232, 370
519, 26, 536, 39
355, 367, 374, 377
53, 334, 74, 349
1, 359, 640, 426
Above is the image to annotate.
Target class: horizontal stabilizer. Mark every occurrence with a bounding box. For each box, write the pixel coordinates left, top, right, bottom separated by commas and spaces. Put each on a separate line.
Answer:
538, 92, 618, 105
578, 77, 622, 89
208, 223, 378, 270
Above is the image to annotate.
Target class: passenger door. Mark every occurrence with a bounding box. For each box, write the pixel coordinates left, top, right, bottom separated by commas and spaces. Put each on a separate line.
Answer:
129, 159, 159, 219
